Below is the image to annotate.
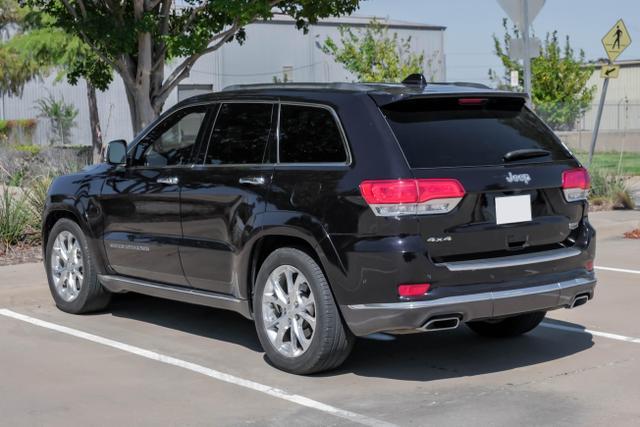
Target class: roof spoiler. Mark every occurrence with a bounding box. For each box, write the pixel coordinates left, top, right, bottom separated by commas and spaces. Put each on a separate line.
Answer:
371, 91, 529, 107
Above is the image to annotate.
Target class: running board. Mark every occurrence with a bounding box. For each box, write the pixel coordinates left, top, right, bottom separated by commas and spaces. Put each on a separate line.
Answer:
98, 275, 252, 319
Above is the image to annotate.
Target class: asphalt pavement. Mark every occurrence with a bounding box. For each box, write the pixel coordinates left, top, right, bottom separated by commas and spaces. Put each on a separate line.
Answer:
0, 211, 639, 426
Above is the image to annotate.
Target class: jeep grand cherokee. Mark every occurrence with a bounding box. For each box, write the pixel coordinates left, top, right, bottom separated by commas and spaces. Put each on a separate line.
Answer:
43, 75, 596, 374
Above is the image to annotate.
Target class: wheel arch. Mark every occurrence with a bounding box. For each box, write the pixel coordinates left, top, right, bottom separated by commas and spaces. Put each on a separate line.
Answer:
243, 226, 346, 315
42, 206, 85, 249
42, 204, 109, 276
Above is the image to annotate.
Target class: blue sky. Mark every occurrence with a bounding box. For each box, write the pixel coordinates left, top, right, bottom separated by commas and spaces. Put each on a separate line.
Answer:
356, 0, 640, 84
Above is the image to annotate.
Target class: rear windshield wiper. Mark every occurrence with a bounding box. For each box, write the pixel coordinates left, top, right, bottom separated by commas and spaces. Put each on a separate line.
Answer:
503, 148, 551, 162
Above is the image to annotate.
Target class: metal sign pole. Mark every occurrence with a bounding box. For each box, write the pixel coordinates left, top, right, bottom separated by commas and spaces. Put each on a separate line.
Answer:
587, 76, 610, 168
522, 0, 532, 107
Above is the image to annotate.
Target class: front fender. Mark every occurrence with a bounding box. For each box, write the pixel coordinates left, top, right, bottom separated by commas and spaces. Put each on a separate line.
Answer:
43, 167, 109, 274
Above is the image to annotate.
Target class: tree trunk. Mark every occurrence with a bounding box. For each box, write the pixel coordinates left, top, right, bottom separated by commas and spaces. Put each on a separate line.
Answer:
86, 81, 103, 164
123, 81, 158, 135
125, 88, 156, 135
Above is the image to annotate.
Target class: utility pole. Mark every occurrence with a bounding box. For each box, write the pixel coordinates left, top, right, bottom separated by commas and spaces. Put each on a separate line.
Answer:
522, 0, 532, 106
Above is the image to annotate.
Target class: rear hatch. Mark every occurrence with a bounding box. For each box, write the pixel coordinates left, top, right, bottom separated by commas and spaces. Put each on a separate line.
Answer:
380, 95, 588, 266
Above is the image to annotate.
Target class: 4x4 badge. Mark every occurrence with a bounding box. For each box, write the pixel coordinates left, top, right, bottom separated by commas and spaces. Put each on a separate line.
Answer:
506, 172, 531, 185
427, 236, 452, 243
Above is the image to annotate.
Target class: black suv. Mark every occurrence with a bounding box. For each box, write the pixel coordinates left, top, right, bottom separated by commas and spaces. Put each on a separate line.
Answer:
43, 76, 596, 374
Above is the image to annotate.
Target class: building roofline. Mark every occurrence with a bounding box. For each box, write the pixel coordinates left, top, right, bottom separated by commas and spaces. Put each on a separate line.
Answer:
255, 13, 447, 31
588, 59, 640, 68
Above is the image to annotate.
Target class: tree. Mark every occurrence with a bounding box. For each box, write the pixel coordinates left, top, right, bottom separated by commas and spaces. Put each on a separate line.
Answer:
489, 19, 596, 130
0, 0, 39, 95
0, 5, 111, 162
25, 0, 361, 134
321, 18, 431, 82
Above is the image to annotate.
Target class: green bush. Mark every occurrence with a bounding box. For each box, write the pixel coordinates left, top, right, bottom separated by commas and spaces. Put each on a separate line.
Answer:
14, 145, 41, 155
25, 175, 52, 233
7, 170, 25, 187
0, 187, 32, 249
0, 118, 38, 146
35, 94, 78, 145
589, 168, 635, 210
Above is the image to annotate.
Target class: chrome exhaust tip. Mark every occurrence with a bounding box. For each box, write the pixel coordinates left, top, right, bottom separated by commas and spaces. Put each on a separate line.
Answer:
570, 294, 589, 309
421, 316, 461, 332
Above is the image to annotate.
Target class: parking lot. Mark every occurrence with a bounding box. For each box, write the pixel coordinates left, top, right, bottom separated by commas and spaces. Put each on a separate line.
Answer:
1, 211, 638, 427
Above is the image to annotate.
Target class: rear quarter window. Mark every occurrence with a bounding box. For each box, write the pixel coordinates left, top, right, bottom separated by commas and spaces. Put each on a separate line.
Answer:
279, 104, 347, 163
382, 97, 572, 169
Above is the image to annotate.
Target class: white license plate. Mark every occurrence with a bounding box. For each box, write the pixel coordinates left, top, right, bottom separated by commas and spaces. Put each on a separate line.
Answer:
495, 195, 532, 225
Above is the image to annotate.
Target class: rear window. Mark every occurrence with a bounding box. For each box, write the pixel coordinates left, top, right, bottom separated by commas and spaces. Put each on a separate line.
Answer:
382, 97, 571, 168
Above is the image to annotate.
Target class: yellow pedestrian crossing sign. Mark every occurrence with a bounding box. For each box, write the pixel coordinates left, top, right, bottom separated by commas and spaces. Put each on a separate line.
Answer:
602, 19, 631, 62
600, 64, 620, 79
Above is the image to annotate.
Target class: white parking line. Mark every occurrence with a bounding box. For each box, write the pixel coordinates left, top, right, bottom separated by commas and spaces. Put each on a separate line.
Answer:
0, 309, 395, 427
541, 322, 640, 344
595, 265, 640, 275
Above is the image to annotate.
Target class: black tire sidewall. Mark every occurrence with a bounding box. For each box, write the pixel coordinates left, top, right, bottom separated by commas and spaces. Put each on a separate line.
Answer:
253, 248, 340, 373
45, 219, 100, 313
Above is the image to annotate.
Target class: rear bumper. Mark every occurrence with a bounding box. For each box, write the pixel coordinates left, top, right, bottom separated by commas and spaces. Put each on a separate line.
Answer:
341, 275, 596, 336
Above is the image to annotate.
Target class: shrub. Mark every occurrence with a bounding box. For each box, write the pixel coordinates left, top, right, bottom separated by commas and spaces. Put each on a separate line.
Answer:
589, 168, 635, 210
0, 120, 8, 142
25, 175, 52, 233
14, 145, 41, 155
0, 118, 38, 145
0, 187, 32, 249
1, 145, 83, 186
34, 93, 78, 145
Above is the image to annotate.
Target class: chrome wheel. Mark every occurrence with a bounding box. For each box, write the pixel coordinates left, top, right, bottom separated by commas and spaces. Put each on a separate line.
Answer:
50, 230, 84, 302
261, 265, 316, 358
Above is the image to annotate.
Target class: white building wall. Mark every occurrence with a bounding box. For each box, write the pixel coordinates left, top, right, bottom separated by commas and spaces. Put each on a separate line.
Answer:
1, 16, 445, 145
579, 61, 640, 130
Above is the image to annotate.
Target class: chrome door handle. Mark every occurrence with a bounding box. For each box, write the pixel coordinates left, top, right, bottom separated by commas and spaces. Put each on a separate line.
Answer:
239, 176, 266, 186
156, 177, 179, 185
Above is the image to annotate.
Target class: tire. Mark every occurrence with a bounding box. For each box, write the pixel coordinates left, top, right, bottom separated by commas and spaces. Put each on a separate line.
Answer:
45, 218, 111, 314
253, 247, 354, 375
466, 311, 546, 338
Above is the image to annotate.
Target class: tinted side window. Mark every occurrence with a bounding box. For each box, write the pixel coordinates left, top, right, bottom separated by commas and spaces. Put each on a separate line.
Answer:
204, 103, 274, 165
132, 105, 209, 167
279, 105, 346, 163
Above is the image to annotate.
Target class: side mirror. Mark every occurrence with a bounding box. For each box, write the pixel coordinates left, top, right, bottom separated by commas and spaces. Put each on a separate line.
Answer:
105, 140, 127, 165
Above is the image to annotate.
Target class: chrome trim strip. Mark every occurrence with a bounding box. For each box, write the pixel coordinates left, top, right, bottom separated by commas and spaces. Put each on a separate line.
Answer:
435, 247, 581, 271
128, 99, 352, 169
347, 277, 595, 310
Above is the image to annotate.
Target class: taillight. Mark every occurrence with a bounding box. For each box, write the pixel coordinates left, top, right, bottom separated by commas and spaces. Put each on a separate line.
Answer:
458, 98, 487, 105
398, 283, 431, 297
585, 260, 594, 271
359, 179, 465, 216
562, 168, 590, 202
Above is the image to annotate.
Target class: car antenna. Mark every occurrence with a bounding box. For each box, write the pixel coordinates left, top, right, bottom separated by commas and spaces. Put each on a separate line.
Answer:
401, 73, 427, 87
